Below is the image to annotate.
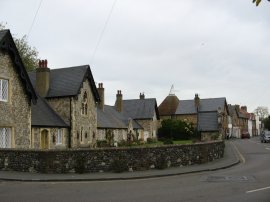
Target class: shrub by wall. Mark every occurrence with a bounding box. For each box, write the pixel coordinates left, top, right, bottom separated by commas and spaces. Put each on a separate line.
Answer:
0, 140, 224, 173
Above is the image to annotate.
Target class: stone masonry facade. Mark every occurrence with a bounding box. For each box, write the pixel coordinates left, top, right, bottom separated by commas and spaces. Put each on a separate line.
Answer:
31, 127, 69, 149
0, 140, 224, 173
0, 51, 31, 149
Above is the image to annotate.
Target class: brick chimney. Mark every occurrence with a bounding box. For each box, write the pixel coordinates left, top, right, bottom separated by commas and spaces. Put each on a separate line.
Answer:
36, 59, 50, 97
140, 92, 145, 99
116, 90, 123, 112
241, 106, 247, 112
97, 83, 104, 111
194, 93, 200, 109
235, 105, 240, 112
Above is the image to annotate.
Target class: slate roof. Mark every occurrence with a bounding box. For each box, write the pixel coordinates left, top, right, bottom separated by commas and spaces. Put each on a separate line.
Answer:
97, 105, 142, 129
175, 97, 227, 114
158, 95, 180, 116
31, 95, 69, 127
28, 65, 100, 101
198, 112, 218, 131
121, 98, 159, 120
0, 29, 37, 104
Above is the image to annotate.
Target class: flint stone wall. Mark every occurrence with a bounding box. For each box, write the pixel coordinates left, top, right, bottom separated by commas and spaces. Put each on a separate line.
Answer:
0, 140, 224, 173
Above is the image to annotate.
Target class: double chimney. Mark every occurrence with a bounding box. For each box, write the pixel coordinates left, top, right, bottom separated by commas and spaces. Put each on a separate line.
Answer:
36, 59, 50, 97
97, 83, 105, 111
116, 90, 123, 112
194, 93, 200, 109
97, 83, 123, 112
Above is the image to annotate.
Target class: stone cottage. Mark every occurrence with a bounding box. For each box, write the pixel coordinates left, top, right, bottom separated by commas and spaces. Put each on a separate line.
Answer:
97, 83, 143, 145
28, 60, 100, 149
118, 91, 160, 141
0, 29, 37, 149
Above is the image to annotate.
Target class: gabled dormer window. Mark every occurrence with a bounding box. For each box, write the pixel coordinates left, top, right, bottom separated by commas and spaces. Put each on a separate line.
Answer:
0, 79, 8, 102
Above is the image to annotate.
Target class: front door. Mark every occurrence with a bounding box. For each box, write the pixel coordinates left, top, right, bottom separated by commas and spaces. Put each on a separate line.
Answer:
41, 130, 49, 149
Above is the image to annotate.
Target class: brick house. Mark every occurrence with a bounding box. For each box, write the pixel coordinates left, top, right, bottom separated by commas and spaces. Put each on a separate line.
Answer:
96, 83, 143, 145
28, 61, 100, 149
235, 105, 257, 137
0, 30, 37, 148
119, 92, 160, 141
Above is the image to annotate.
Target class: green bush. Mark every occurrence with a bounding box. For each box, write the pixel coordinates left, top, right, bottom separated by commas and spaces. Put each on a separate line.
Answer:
158, 119, 195, 140
163, 138, 173, 145
147, 137, 157, 144
96, 140, 110, 148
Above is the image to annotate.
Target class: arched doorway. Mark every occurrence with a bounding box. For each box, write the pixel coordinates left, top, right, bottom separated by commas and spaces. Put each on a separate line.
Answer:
40, 129, 49, 149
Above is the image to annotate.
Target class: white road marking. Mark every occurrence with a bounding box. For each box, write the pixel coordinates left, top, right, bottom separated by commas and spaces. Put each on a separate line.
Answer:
265, 147, 270, 150
246, 186, 270, 194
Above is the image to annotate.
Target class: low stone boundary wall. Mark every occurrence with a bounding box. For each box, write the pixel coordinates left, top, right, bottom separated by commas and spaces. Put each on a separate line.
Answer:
0, 141, 224, 173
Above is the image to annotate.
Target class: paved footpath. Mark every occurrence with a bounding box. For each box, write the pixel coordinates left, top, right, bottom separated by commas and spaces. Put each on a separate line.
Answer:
0, 141, 240, 182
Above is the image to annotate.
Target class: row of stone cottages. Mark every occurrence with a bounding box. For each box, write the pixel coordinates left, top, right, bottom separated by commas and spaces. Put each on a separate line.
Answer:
0, 29, 159, 149
0, 29, 257, 149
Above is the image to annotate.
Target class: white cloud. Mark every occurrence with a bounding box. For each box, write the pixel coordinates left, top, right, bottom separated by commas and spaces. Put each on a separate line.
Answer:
1, 0, 270, 111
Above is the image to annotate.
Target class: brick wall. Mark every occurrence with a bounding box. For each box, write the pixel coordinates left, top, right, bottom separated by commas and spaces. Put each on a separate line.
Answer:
0, 141, 224, 173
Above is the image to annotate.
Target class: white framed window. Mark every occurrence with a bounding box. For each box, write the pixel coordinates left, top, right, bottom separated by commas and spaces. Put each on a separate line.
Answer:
0, 128, 11, 148
0, 79, 8, 102
56, 129, 62, 144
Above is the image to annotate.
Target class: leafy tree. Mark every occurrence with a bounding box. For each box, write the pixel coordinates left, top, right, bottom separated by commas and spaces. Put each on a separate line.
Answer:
0, 22, 39, 71
254, 106, 269, 120
253, 0, 270, 6
158, 119, 195, 140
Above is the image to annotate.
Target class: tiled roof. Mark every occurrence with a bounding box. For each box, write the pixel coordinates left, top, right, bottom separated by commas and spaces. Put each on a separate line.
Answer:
158, 95, 180, 116
175, 97, 227, 114
121, 98, 159, 120
28, 65, 100, 101
31, 95, 69, 127
0, 29, 37, 104
97, 105, 142, 129
198, 112, 218, 131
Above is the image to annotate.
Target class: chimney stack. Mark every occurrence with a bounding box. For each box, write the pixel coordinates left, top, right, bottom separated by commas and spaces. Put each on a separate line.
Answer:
241, 106, 247, 112
194, 93, 200, 109
140, 93, 145, 99
36, 59, 50, 97
116, 90, 123, 112
97, 83, 104, 111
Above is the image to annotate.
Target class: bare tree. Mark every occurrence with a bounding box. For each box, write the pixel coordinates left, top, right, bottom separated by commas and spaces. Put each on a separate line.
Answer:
254, 106, 269, 120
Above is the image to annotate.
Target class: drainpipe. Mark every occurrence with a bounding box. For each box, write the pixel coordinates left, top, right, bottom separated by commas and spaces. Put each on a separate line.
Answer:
68, 97, 72, 148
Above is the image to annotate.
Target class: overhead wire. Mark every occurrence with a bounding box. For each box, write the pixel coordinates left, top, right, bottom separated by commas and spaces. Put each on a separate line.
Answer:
26, 0, 43, 40
90, 0, 117, 63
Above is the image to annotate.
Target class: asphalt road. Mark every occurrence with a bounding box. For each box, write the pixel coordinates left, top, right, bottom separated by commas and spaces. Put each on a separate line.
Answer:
0, 137, 269, 202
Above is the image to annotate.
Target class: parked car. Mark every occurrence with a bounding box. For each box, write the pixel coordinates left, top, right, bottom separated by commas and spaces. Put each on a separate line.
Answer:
261, 131, 270, 143
241, 131, 250, 139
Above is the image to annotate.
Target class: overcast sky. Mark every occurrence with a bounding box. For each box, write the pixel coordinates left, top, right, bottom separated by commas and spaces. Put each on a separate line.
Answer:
1, 0, 270, 112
